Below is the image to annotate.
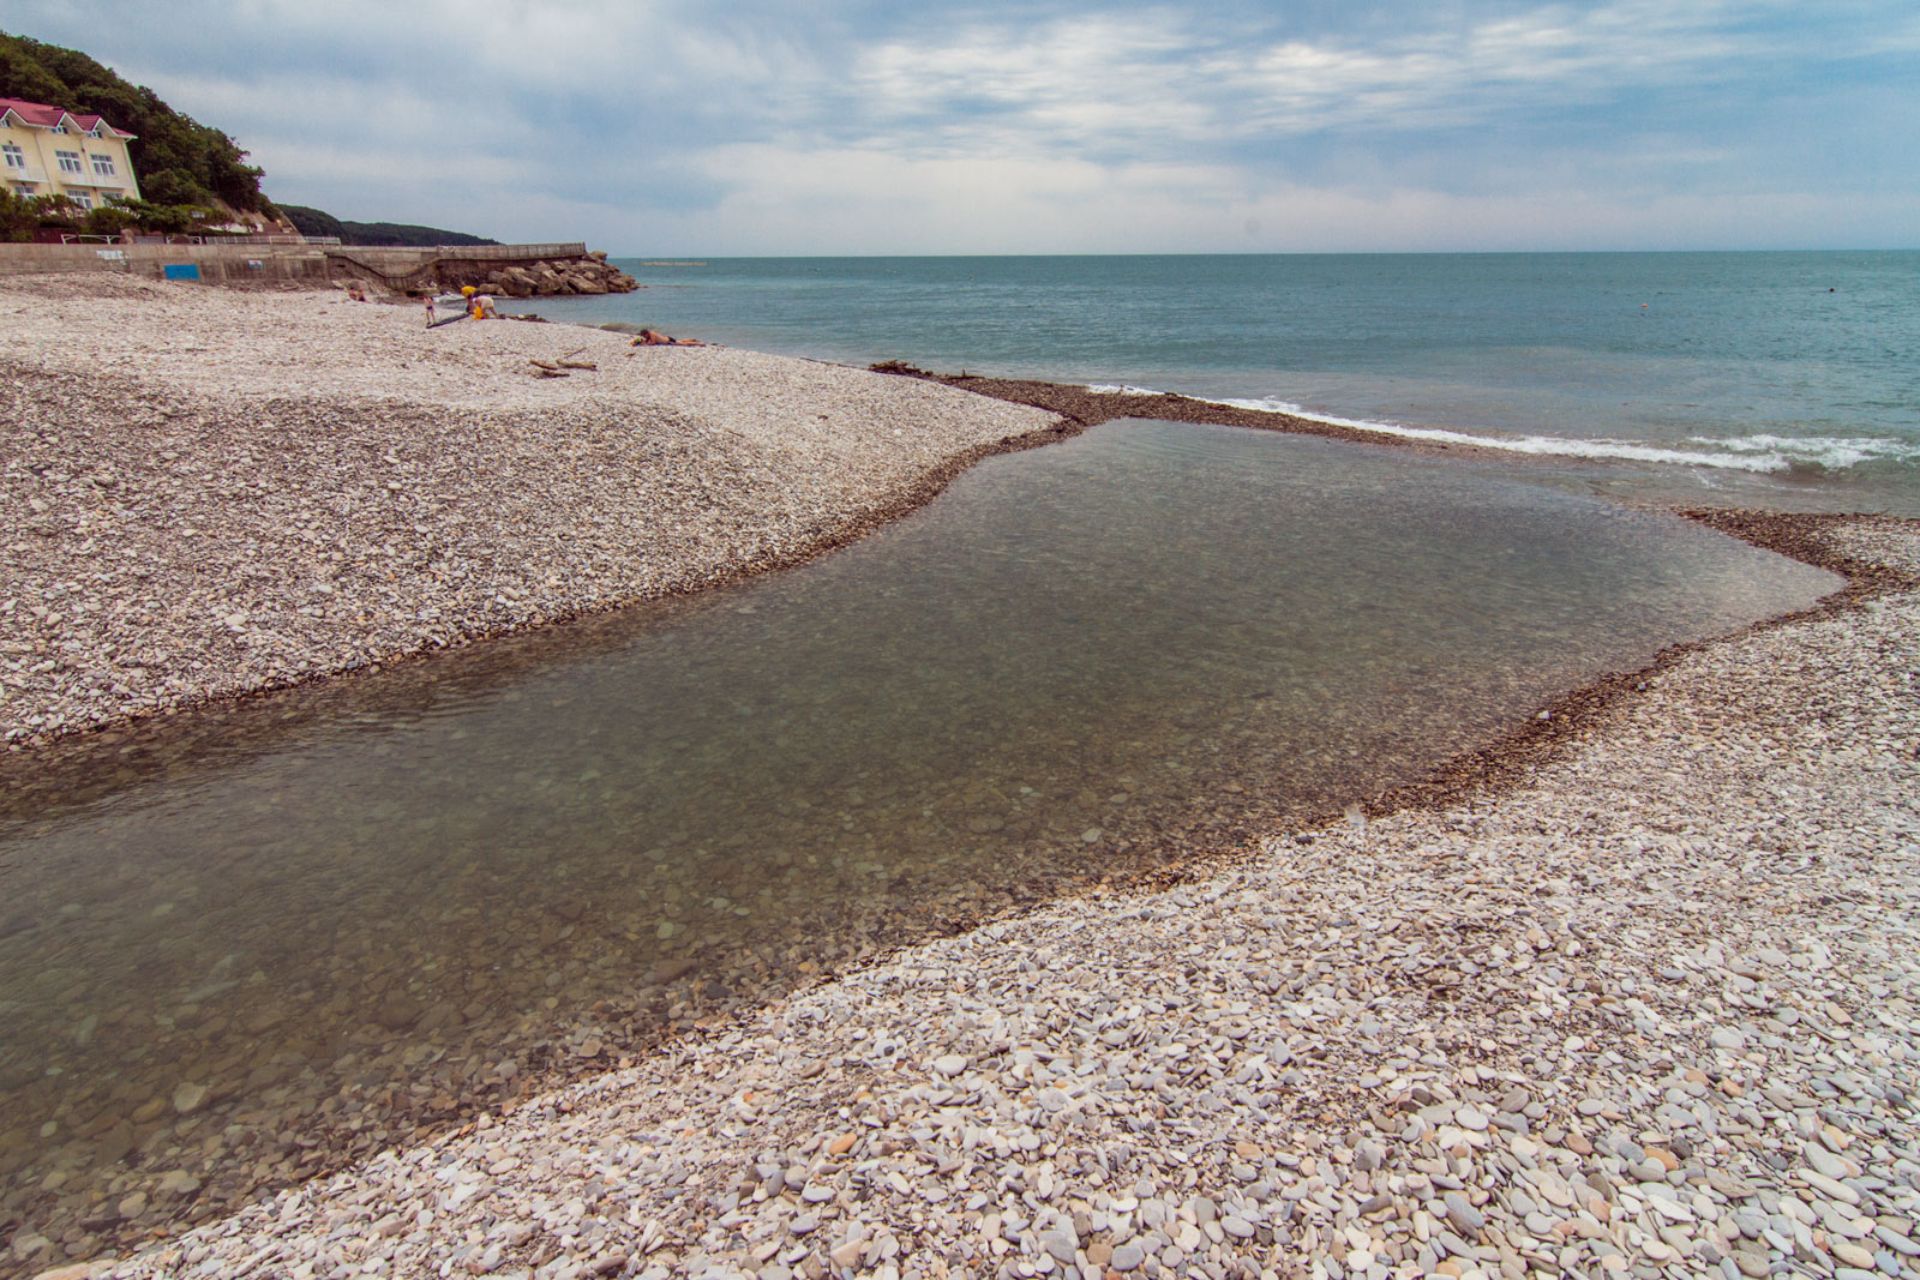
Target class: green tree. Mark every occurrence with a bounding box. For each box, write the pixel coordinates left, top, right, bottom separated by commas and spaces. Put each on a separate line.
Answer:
83, 203, 137, 236
0, 186, 37, 241
0, 30, 269, 212
105, 197, 203, 234
140, 203, 196, 234
138, 166, 209, 207
279, 203, 346, 240
0, 36, 65, 103
28, 192, 82, 229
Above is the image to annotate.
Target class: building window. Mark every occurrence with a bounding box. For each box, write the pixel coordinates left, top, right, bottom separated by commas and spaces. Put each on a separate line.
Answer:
71, 190, 94, 209
91, 154, 115, 177
1, 143, 23, 170
52, 123, 68, 134
10, 183, 35, 196
56, 149, 84, 174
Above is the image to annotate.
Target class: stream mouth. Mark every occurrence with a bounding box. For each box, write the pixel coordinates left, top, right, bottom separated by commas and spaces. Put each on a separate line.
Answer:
0, 420, 1838, 1267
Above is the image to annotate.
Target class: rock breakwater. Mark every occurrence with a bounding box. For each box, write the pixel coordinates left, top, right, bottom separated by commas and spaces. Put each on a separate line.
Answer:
442, 251, 639, 298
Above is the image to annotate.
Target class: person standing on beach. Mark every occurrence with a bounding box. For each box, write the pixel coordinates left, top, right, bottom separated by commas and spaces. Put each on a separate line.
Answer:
424, 293, 437, 327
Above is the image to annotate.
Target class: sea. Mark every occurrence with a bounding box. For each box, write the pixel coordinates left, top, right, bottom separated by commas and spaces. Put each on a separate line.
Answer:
506, 251, 1920, 514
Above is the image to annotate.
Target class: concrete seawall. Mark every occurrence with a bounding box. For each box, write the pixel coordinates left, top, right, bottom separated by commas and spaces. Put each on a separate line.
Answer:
0, 240, 596, 289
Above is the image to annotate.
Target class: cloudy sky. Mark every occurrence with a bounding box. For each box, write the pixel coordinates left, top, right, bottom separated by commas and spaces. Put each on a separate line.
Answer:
9, 0, 1917, 253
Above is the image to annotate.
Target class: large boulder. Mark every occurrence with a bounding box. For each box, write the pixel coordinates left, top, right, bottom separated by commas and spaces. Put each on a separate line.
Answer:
471, 253, 638, 296
496, 266, 538, 298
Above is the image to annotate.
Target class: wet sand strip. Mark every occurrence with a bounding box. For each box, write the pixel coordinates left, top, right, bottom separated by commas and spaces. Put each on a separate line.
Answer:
869, 362, 1473, 456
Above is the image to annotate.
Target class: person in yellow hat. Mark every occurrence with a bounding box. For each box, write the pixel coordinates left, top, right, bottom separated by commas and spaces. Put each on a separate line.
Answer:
459, 285, 498, 319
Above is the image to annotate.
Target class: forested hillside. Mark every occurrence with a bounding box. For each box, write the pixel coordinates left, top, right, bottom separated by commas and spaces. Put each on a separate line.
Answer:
280, 204, 498, 247
0, 30, 266, 211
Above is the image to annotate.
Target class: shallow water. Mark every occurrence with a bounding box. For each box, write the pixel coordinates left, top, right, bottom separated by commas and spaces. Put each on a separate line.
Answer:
519, 251, 1920, 513
0, 421, 1838, 1264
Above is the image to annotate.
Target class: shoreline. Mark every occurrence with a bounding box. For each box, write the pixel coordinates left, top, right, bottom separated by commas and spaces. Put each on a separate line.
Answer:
0, 403, 1080, 758
866, 363, 1920, 518
0, 275, 1058, 753
869, 363, 1585, 467
0, 277, 1895, 760
58, 516, 1920, 1280
5, 277, 1918, 1276
1, 506, 1903, 1277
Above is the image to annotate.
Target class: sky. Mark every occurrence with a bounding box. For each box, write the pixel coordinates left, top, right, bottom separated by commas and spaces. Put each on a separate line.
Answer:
6, 0, 1918, 254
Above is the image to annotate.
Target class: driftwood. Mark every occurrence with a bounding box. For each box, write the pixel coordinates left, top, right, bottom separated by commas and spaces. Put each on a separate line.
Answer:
528, 359, 569, 378
556, 359, 597, 371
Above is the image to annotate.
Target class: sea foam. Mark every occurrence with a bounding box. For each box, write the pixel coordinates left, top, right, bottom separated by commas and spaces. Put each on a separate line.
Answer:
1085, 386, 1920, 475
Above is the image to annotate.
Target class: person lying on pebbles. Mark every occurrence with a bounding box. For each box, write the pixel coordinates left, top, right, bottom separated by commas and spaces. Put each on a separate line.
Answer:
632, 328, 707, 346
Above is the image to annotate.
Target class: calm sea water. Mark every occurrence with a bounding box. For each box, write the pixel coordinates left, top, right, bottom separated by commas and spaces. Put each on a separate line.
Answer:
510, 252, 1920, 513
0, 423, 1836, 1263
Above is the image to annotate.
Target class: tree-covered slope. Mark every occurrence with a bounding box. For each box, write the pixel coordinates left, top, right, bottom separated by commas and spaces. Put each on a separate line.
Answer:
0, 30, 266, 211
280, 204, 498, 247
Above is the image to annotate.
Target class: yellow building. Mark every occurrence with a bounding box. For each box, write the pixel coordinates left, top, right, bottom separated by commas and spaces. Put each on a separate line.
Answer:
0, 96, 141, 209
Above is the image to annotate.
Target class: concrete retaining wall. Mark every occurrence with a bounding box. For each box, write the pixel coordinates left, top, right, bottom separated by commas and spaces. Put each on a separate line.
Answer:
0, 241, 594, 289
0, 241, 334, 284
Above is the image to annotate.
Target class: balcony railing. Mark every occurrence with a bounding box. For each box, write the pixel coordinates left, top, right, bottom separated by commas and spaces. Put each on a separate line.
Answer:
3, 162, 48, 184
52, 166, 130, 187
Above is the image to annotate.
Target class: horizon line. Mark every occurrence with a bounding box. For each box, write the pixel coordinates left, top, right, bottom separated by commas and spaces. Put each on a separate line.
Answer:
594, 246, 1919, 259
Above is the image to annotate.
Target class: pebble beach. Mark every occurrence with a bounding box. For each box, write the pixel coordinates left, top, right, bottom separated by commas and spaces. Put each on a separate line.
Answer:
35, 519, 1911, 1280
0, 274, 1058, 749
2, 277, 1917, 1280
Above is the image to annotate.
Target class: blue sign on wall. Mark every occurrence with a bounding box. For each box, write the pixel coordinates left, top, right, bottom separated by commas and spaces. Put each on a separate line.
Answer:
162, 263, 201, 282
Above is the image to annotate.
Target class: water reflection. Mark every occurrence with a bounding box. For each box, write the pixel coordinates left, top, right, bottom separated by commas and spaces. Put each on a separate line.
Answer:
0, 421, 1837, 1268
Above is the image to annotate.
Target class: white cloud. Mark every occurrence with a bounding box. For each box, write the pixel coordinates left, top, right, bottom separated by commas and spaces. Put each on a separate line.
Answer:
641, 143, 1920, 254
840, 0, 1916, 158
848, 10, 1218, 153
119, 68, 541, 150
8, 0, 1915, 250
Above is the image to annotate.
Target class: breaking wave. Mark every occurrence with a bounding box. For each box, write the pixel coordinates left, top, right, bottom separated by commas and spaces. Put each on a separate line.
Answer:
1085, 386, 1920, 475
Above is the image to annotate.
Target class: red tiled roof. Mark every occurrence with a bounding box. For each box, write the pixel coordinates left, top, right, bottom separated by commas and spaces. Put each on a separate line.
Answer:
0, 97, 136, 139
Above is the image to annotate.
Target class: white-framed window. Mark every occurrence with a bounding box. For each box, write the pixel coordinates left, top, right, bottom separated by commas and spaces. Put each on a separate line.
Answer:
55, 149, 83, 174
52, 123, 68, 134
10, 183, 35, 196
1, 142, 23, 170
90, 154, 114, 177
70, 190, 93, 209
